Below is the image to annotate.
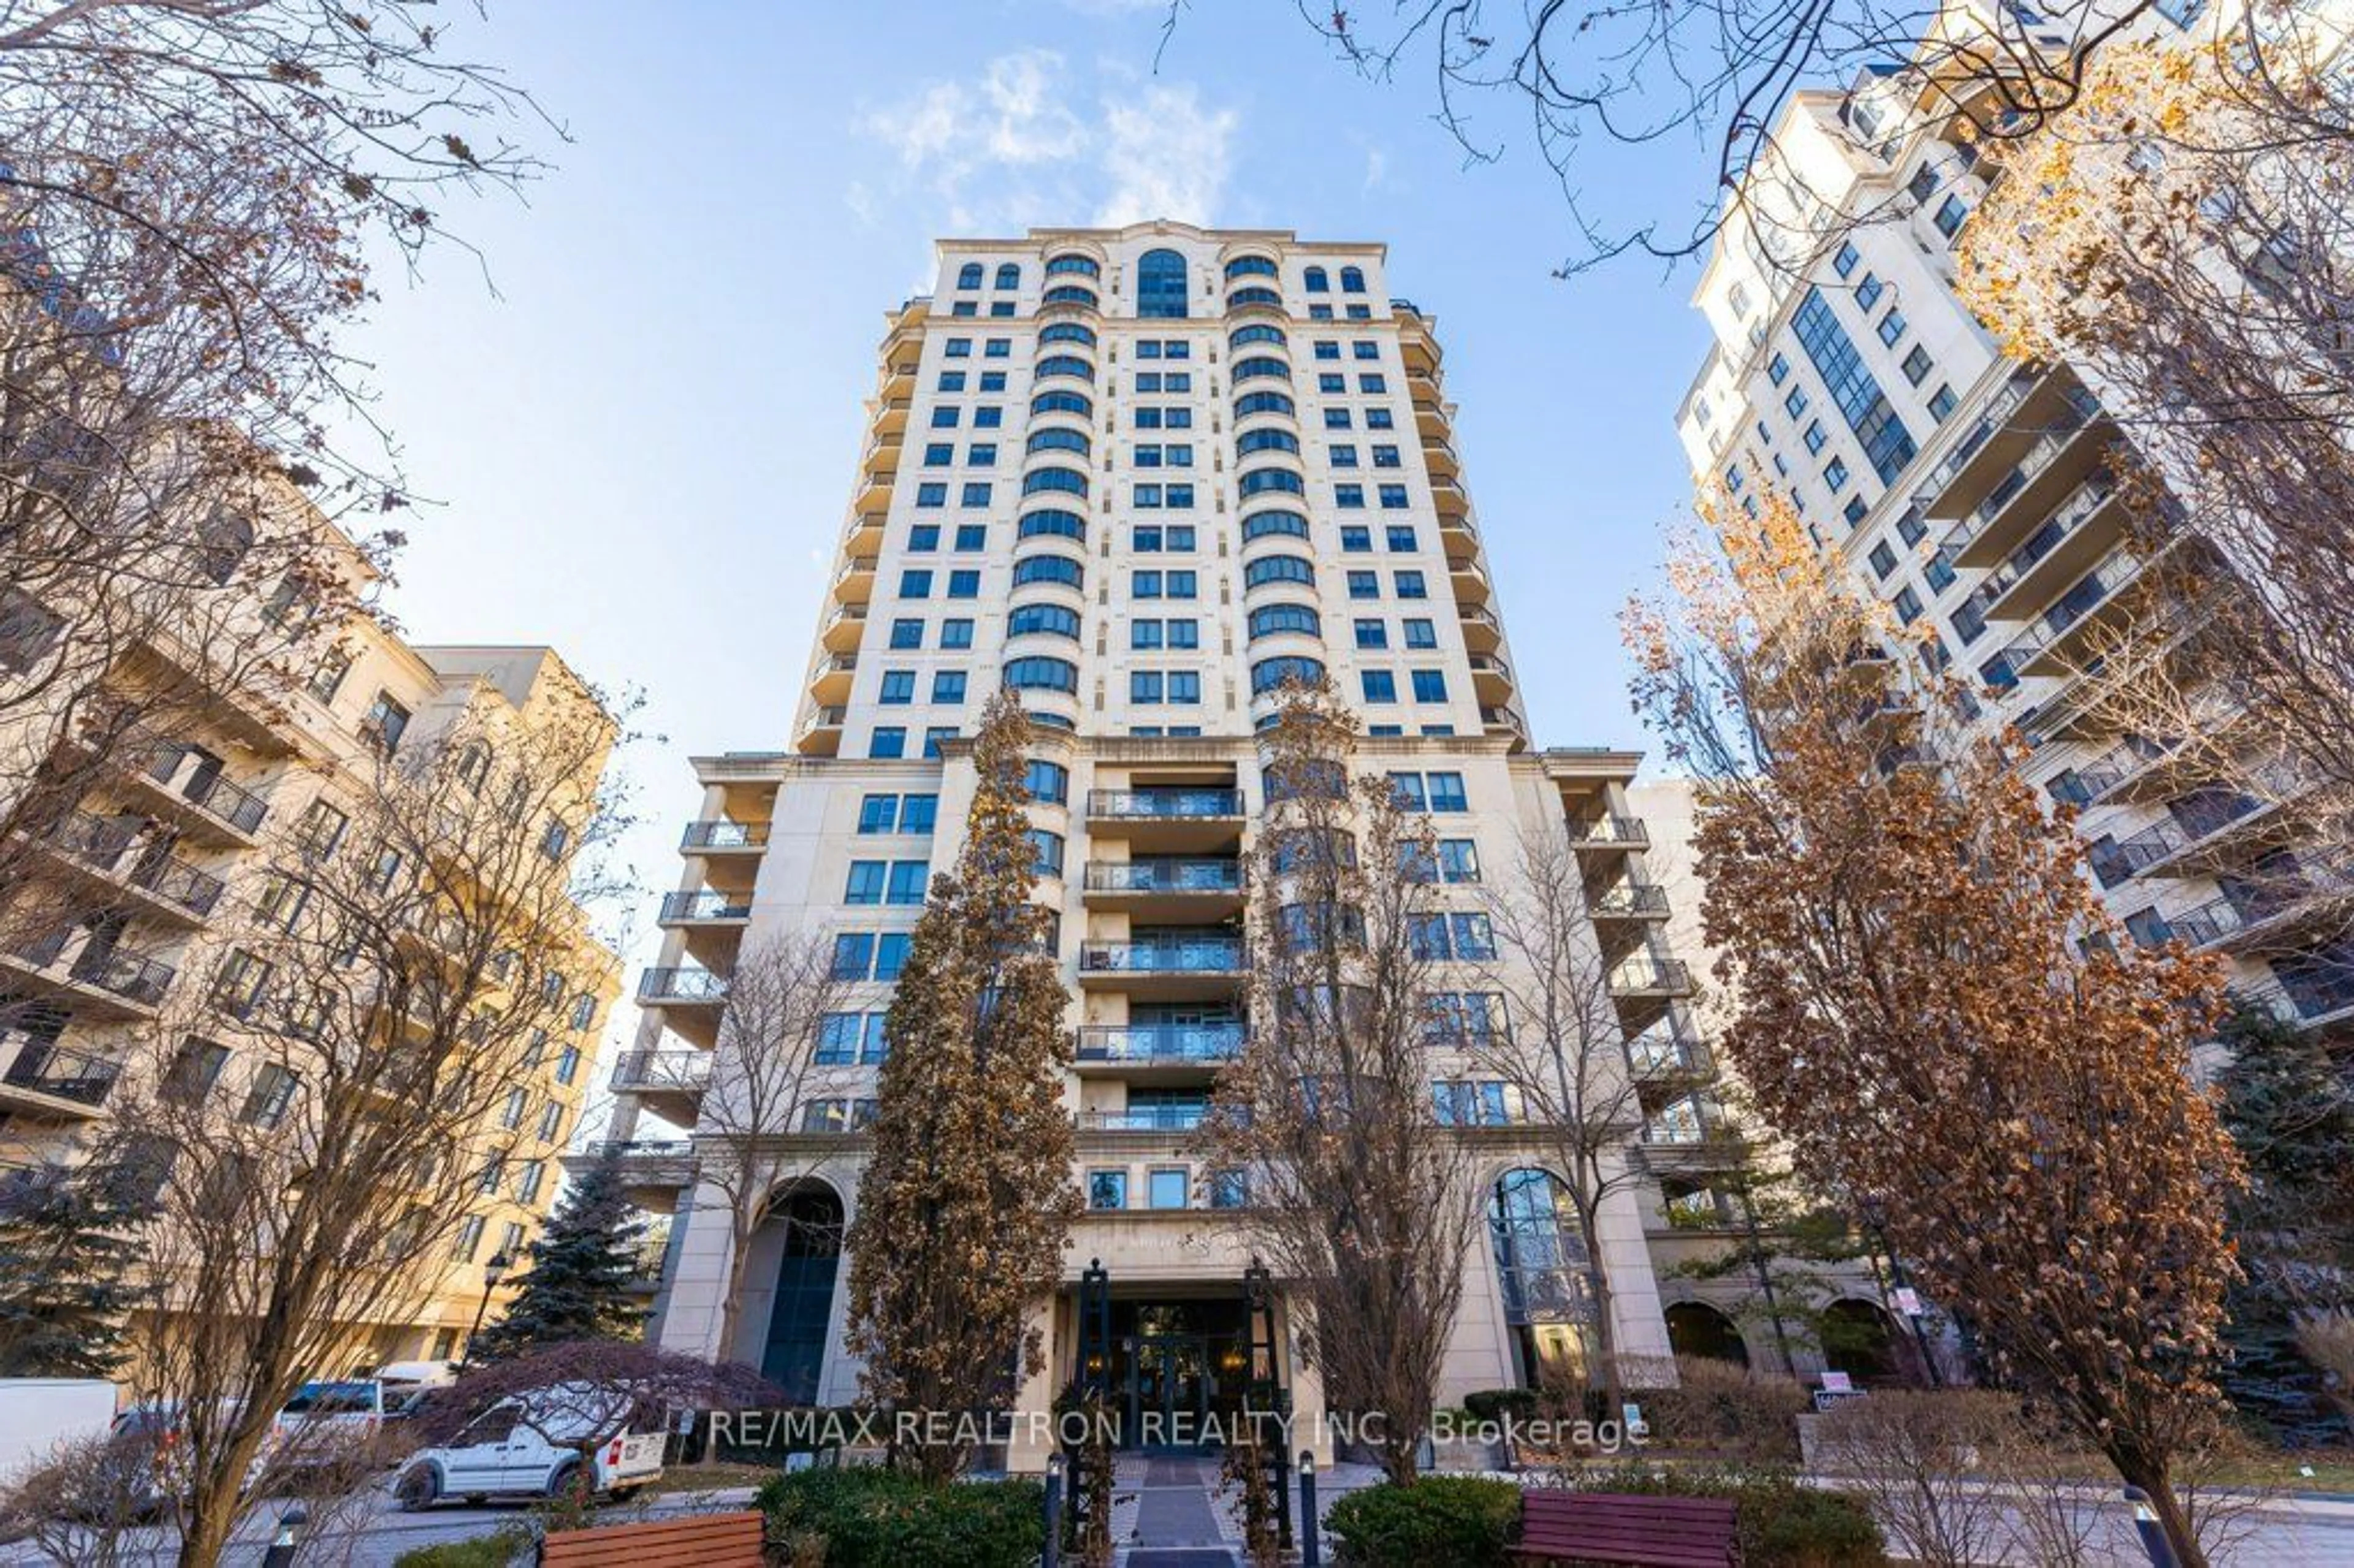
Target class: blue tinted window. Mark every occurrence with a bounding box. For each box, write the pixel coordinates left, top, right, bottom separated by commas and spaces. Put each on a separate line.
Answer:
1138, 248, 1190, 318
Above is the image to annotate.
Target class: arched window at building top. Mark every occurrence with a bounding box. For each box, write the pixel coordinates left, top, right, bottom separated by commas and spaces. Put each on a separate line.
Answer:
1138, 248, 1190, 319
994, 262, 1021, 289
1339, 265, 1366, 294
956, 262, 984, 289
1303, 266, 1330, 292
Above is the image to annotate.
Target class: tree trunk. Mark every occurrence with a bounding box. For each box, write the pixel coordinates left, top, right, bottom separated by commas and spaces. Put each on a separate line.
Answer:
714, 1217, 751, 1367
1586, 1256, 1623, 1419
1381, 1425, 1420, 1486
2108, 1445, 2208, 1568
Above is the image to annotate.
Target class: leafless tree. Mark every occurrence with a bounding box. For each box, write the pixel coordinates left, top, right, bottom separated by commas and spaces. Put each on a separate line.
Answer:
101, 691, 627, 1568
0, 0, 555, 1053
1201, 680, 1482, 1485
676, 933, 847, 1366
1463, 824, 1659, 1415
1198, 0, 2168, 272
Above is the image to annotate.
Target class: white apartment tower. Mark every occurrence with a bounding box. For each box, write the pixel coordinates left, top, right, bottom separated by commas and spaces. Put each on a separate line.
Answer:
1675, 4, 2354, 1038
614, 223, 1863, 1467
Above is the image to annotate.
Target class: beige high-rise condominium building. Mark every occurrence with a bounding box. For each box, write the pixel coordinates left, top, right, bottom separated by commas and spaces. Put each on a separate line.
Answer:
1675, 2, 2353, 1038
0, 489, 621, 1367
617, 223, 1909, 1468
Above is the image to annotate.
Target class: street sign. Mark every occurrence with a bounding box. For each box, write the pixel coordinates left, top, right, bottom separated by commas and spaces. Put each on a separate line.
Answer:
1894, 1287, 1923, 1316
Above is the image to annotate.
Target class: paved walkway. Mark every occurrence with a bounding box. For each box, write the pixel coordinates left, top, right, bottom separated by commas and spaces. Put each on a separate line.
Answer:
1121, 1455, 1233, 1565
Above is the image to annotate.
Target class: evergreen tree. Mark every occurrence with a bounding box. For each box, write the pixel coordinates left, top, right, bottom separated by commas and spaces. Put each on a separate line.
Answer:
470, 1158, 649, 1361
844, 691, 1080, 1480
0, 1160, 148, 1378
2215, 1005, 2354, 1445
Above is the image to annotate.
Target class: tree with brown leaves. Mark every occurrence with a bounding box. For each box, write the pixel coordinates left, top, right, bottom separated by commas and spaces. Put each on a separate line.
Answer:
842, 691, 1080, 1482
1626, 495, 2242, 1565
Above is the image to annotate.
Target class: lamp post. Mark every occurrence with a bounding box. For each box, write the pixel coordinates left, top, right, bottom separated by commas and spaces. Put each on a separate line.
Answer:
1857, 1201, 1942, 1388
1298, 1450, 1320, 1568
464, 1249, 514, 1362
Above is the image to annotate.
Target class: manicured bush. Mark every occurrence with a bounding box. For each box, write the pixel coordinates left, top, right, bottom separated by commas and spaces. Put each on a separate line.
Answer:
1324, 1475, 1523, 1567
1567, 1465, 1889, 1567
1461, 1387, 1542, 1425
754, 1466, 1044, 1568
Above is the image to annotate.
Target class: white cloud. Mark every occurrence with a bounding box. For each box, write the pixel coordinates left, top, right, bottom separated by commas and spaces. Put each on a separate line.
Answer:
1362, 147, 1389, 197
1094, 82, 1237, 227
853, 50, 1236, 232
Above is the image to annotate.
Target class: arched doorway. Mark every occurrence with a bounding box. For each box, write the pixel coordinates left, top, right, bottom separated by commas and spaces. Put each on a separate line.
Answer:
1488, 1168, 1596, 1390
1664, 1301, 1750, 1366
760, 1186, 844, 1403
1820, 1298, 1909, 1387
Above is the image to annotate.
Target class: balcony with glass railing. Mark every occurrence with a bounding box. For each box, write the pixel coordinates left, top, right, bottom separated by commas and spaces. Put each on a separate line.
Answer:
1074, 1022, 1246, 1066
568, 1139, 698, 1212
681, 820, 771, 853
1079, 939, 1247, 978
1086, 788, 1246, 821
1082, 859, 1245, 919
1080, 1104, 1211, 1134
658, 890, 754, 924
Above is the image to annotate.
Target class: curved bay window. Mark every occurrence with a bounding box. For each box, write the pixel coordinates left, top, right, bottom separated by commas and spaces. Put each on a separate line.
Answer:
1489, 1167, 1596, 1390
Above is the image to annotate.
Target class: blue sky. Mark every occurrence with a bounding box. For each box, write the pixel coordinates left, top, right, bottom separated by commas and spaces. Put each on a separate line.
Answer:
343, 0, 1716, 1038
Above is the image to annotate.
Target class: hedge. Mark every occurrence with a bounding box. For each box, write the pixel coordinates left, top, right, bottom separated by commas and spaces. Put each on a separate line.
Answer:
1324, 1475, 1523, 1567
754, 1466, 1043, 1568
1567, 1466, 1889, 1566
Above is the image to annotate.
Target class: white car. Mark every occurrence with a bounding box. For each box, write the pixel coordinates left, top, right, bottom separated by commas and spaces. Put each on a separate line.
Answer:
393, 1387, 664, 1509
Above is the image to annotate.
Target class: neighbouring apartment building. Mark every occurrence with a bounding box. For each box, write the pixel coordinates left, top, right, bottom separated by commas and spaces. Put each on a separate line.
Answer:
1674, 2, 2354, 1040
615, 222, 1916, 1469
0, 493, 621, 1366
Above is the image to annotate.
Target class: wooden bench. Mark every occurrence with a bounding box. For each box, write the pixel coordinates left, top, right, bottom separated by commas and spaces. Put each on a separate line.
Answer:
538, 1509, 765, 1567
1510, 1490, 1740, 1567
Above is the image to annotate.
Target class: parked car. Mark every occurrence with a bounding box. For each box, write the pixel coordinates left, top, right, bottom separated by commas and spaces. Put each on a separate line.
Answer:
394, 1385, 665, 1509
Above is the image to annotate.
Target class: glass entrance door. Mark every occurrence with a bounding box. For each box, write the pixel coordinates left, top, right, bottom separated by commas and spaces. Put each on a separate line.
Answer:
1129, 1333, 1211, 1450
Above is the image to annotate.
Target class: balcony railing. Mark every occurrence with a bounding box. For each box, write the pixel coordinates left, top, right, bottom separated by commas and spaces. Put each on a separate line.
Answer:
142, 745, 269, 835
1080, 940, 1247, 975
1914, 367, 2039, 511
52, 812, 226, 916
0, 1033, 120, 1106
682, 820, 769, 851
1975, 474, 2120, 604
1568, 815, 1649, 848
578, 1139, 698, 1176
1082, 860, 1243, 895
10, 929, 176, 1007
1086, 789, 1245, 819
639, 967, 729, 1003
658, 891, 753, 921
1590, 883, 1670, 918
1075, 1023, 1247, 1062
611, 1049, 713, 1093
1626, 1027, 1713, 1078
1081, 1106, 1211, 1133
1466, 653, 1513, 680
1609, 957, 1693, 994
2090, 818, 2188, 887
1937, 390, 2101, 551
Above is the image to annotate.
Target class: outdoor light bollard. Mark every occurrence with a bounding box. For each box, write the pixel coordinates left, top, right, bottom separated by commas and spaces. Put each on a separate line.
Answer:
259, 1504, 306, 1568
1042, 1451, 1062, 1568
2123, 1486, 2181, 1568
1298, 1449, 1321, 1568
